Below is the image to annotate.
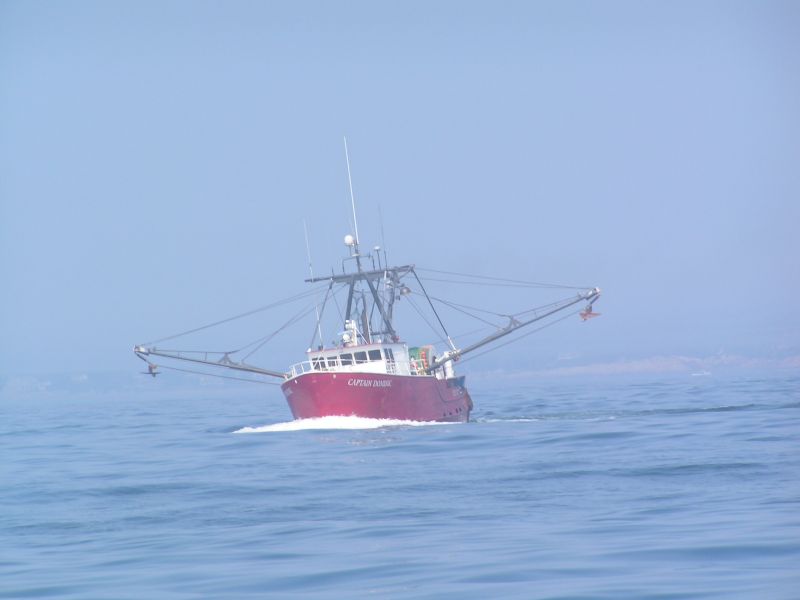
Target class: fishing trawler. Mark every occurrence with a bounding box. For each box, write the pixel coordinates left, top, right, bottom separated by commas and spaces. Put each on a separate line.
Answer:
133, 144, 601, 423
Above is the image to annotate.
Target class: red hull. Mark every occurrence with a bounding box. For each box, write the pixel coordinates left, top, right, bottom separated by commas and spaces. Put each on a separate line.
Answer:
282, 372, 473, 422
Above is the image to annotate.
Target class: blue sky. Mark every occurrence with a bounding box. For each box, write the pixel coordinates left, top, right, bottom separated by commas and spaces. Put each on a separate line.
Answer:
1, 0, 798, 377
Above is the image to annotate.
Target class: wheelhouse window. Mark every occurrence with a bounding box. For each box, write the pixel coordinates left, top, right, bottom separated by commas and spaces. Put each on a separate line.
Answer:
311, 357, 325, 370
368, 349, 382, 361
340, 353, 353, 366
326, 356, 339, 369
384, 348, 395, 361
354, 351, 368, 364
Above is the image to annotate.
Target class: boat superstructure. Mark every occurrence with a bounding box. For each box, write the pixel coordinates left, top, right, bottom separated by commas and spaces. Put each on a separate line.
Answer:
276, 250, 476, 421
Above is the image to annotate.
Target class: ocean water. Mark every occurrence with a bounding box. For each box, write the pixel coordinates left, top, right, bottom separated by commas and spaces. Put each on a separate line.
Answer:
1, 374, 798, 599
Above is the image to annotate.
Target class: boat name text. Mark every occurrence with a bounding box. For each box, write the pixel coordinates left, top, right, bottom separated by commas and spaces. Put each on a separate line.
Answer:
347, 378, 392, 388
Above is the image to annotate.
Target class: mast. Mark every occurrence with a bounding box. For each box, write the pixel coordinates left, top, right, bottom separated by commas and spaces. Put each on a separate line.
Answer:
306, 265, 412, 341
344, 136, 360, 252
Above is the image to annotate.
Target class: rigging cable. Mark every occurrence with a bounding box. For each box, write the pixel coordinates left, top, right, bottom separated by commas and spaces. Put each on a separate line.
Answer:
411, 269, 456, 350
151, 363, 282, 386
449, 324, 497, 343
143, 283, 329, 346
428, 296, 503, 327
241, 302, 319, 362
417, 277, 590, 290
330, 283, 346, 328
149, 301, 318, 364
416, 267, 588, 290
510, 297, 582, 319
430, 288, 590, 322
404, 295, 450, 348
308, 280, 335, 350
457, 309, 582, 366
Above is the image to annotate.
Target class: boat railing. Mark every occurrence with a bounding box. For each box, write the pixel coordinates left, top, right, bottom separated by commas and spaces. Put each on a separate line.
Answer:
288, 357, 421, 378
288, 361, 314, 378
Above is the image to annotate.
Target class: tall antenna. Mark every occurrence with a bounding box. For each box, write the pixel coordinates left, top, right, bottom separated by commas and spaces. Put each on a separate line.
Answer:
343, 136, 360, 248
378, 204, 388, 264
303, 219, 324, 348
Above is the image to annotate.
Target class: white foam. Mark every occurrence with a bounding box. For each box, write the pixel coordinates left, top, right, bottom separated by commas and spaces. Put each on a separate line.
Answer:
234, 415, 447, 433
477, 417, 541, 423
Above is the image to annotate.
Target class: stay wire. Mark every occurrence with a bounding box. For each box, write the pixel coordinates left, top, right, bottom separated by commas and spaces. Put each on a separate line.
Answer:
428, 291, 585, 327
143, 284, 329, 346
436, 291, 588, 321
416, 267, 588, 290
428, 295, 503, 326
308, 281, 334, 349
418, 277, 594, 291
241, 302, 319, 362
513, 296, 582, 318
404, 295, 450, 347
152, 364, 282, 386
457, 309, 582, 366
411, 269, 454, 347
331, 284, 346, 327
450, 324, 497, 343
429, 295, 505, 317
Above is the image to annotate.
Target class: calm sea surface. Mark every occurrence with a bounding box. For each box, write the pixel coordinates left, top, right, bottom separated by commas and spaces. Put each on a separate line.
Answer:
1, 373, 798, 599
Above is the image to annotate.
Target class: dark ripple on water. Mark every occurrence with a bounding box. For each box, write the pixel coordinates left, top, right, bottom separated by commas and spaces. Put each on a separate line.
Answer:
1, 375, 799, 599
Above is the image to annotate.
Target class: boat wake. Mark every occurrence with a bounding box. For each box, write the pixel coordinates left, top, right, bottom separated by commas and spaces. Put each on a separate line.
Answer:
475, 417, 541, 423
234, 415, 446, 433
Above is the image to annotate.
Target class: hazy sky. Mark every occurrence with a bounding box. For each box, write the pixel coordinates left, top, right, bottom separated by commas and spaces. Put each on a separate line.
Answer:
1, 0, 798, 377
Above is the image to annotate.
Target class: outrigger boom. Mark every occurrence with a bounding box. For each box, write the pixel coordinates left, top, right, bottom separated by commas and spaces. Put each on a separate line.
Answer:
427, 286, 601, 373
133, 346, 286, 379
